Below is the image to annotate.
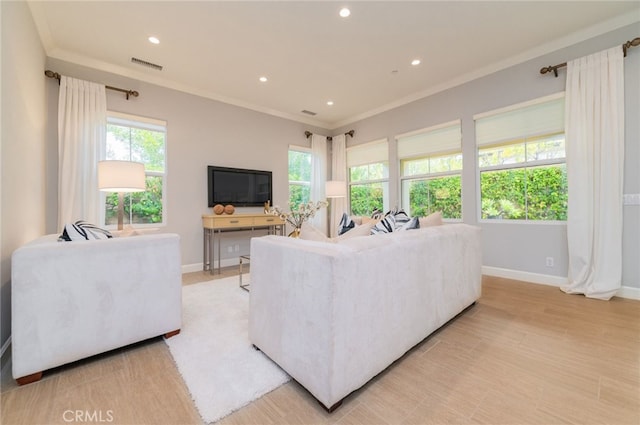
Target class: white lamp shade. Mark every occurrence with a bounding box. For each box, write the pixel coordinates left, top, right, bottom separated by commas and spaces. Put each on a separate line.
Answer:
98, 160, 146, 192
325, 180, 347, 198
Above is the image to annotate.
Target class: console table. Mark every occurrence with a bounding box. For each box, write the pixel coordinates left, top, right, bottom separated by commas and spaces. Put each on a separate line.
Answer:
202, 213, 285, 274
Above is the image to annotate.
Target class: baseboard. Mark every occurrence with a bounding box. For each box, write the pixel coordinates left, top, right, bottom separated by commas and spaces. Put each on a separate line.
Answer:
482, 266, 640, 300
181, 263, 204, 274
482, 266, 567, 287
182, 258, 241, 274
617, 285, 640, 301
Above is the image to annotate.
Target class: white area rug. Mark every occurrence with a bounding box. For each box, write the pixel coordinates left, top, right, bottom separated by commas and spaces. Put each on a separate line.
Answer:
164, 275, 290, 424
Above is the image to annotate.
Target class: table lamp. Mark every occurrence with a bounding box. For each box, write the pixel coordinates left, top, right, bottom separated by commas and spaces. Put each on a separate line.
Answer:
98, 160, 146, 230
325, 180, 347, 199
326, 180, 347, 236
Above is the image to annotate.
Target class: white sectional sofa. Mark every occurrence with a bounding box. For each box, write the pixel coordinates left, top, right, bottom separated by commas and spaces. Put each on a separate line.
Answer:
249, 223, 482, 411
11, 233, 182, 384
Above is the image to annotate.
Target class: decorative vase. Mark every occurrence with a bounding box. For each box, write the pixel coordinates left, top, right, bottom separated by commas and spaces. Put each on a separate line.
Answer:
288, 227, 301, 238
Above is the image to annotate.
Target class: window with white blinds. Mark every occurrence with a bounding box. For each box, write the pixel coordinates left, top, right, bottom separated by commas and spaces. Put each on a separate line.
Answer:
475, 93, 567, 221
347, 139, 389, 216
475, 93, 564, 147
397, 120, 461, 159
346, 139, 388, 167
398, 121, 462, 219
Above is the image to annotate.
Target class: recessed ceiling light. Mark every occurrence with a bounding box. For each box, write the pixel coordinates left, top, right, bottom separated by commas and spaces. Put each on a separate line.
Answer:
339, 7, 351, 18
411, 59, 421, 66
148, 36, 160, 45
259, 76, 268, 82
327, 101, 334, 106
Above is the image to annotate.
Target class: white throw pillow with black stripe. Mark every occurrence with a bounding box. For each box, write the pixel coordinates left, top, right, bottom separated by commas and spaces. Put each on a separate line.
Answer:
370, 214, 396, 234
337, 213, 356, 235
59, 220, 113, 241
370, 210, 420, 234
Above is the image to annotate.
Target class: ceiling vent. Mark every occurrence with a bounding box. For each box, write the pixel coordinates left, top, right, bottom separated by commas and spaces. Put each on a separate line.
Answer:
301, 110, 317, 116
131, 57, 163, 71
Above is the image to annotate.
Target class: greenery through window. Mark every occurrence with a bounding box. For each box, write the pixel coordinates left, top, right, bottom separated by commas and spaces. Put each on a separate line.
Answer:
104, 113, 166, 226
479, 133, 567, 220
288, 148, 311, 210
401, 152, 462, 218
349, 162, 388, 216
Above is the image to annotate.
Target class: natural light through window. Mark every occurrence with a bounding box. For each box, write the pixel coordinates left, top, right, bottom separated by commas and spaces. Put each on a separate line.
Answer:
398, 121, 462, 219
104, 112, 167, 227
475, 94, 567, 221
347, 139, 389, 216
288, 147, 312, 210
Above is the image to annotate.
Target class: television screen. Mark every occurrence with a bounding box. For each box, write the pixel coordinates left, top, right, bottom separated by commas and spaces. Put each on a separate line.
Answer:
207, 166, 272, 207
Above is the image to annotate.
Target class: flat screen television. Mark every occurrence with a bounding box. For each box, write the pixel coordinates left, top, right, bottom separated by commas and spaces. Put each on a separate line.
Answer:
207, 166, 272, 207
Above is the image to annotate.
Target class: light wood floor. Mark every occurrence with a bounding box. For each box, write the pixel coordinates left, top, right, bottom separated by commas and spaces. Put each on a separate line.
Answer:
2, 269, 639, 425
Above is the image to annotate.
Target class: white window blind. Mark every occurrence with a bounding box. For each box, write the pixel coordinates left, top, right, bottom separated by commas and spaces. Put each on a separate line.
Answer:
347, 139, 388, 167
108, 111, 166, 132
475, 93, 564, 147
397, 121, 461, 158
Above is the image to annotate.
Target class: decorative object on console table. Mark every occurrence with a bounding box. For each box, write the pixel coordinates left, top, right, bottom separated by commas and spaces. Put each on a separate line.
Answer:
98, 160, 146, 231
213, 204, 224, 215
224, 204, 235, 215
270, 201, 328, 238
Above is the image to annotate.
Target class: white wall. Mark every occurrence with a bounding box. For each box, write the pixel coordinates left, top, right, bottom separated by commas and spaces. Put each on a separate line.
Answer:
333, 23, 640, 290
1, 1, 48, 356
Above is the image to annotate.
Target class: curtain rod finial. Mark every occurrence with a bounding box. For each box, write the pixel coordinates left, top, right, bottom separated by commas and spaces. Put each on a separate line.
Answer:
44, 70, 61, 80
304, 131, 312, 138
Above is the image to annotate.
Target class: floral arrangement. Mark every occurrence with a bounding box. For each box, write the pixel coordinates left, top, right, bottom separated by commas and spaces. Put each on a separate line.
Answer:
271, 200, 328, 230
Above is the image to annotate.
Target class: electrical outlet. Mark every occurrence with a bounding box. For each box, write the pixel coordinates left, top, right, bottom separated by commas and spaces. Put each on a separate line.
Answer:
234, 244, 239, 252
545, 257, 554, 267
227, 246, 233, 253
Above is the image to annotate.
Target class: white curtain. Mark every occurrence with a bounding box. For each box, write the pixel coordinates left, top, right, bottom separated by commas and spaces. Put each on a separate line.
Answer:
57, 76, 107, 230
309, 134, 327, 234
562, 46, 625, 300
330, 134, 347, 237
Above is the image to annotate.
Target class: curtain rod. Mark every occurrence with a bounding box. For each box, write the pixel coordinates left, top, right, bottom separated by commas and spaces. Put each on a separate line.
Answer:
304, 130, 355, 141
44, 70, 140, 100
540, 37, 640, 77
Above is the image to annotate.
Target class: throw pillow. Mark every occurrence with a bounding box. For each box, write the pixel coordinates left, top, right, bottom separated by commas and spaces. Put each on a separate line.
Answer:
59, 220, 113, 241
370, 214, 396, 234
399, 216, 420, 231
419, 211, 443, 228
389, 209, 411, 227
334, 221, 375, 241
337, 213, 355, 235
300, 222, 331, 242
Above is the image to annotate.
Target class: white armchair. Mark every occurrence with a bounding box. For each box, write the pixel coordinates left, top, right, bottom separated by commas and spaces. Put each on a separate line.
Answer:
11, 233, 182, 385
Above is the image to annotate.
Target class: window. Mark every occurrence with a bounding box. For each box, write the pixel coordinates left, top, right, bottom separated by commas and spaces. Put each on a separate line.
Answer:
347, 139, 389, 216
104, 112, 166, 227
475, 94, 567, 221
398, 121, 462, 219
288, 147, 311, 209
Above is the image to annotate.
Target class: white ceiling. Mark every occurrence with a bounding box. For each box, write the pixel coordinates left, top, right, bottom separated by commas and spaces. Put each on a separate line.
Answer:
29, 1, 640, 129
